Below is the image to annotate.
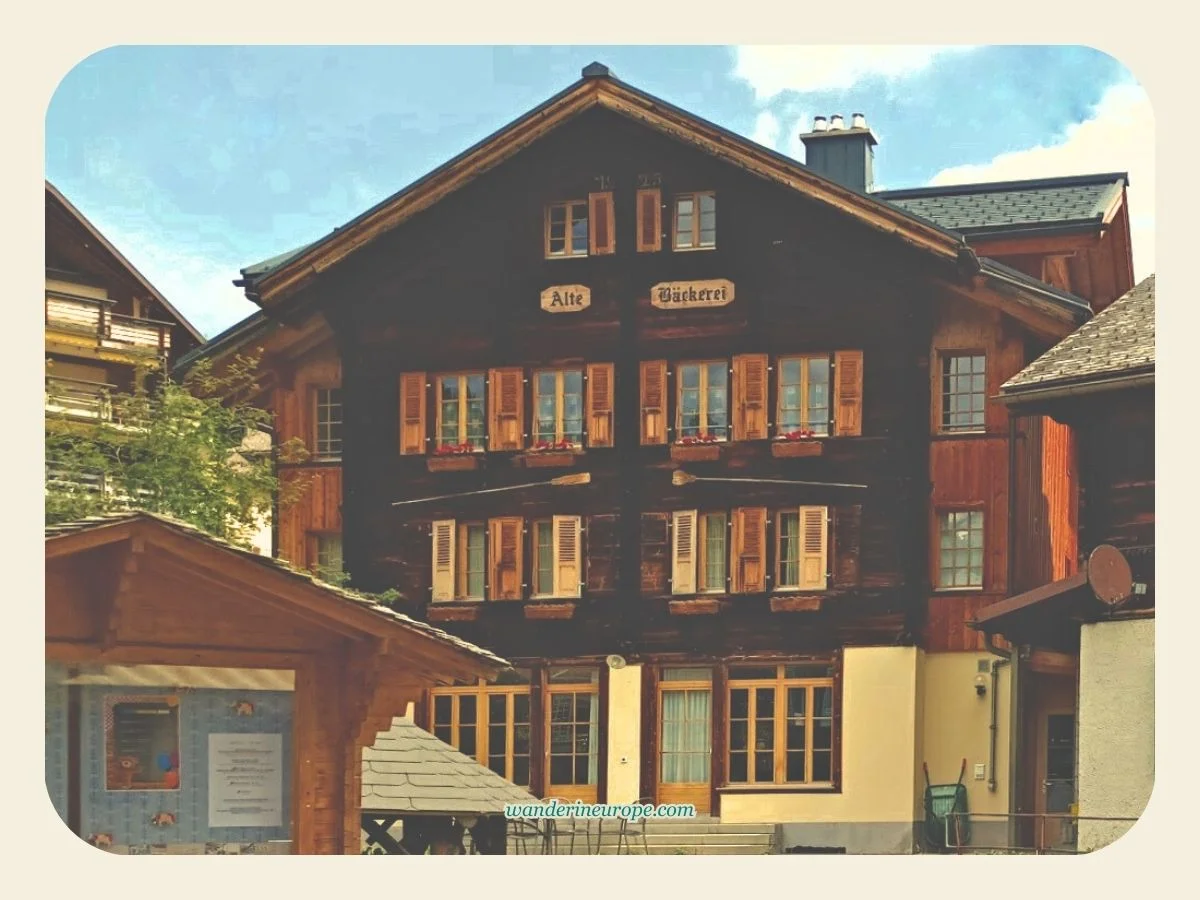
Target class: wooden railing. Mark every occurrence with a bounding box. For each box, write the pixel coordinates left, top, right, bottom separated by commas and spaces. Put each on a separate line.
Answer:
45, 292, 172, 354
45, 376, 116, 421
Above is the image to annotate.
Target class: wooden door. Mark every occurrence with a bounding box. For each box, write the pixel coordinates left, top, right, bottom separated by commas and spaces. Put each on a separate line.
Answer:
656, 667, 712, 814
1035, 710, 1077, 851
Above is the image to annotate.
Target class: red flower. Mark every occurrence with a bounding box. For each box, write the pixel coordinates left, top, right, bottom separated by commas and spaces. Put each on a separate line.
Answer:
434, 442, 476, 456
781, 429, 816, 441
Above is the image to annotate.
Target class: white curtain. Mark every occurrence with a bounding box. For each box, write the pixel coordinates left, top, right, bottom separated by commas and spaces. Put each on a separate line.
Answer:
662, 690, 711, 783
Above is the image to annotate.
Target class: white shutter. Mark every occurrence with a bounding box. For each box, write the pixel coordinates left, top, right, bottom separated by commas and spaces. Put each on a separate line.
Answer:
552, 515, 582, 598
431, 519, 456, 601
798, 506, 829, 591
671, 510, 698, 595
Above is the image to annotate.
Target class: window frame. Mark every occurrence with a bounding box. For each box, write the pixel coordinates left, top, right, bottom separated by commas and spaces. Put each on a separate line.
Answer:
775, 510, 803, 591
671, 191, 717, 252
531, 518, 555, 599
775, 354, 833, 438
456, 521, 488, 601
698, 511, 729, 594
434, 371, 487, 452
657, 666, 714, 789
308, 531, 344, 579
532, 367, 585, 447
545, 666, 601, 801
675, 359, 729, 442
933, 506, 987, 592
544, 200, 589, 259
937, 351, 988, 434
725, 664, 835, 788
430, 675, 534, 788
313, 386, 343, 460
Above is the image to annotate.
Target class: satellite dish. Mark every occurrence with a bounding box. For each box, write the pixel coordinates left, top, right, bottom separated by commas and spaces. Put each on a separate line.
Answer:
606, 654, 627, 670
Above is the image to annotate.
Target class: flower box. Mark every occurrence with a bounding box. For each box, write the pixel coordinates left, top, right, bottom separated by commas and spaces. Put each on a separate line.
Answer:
522, 451, 578, 469
671, 443, 722, 462
771, 440, 823, 458
427, 454, 481, 472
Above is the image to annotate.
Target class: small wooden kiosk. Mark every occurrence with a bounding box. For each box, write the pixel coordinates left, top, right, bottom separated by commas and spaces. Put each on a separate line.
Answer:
45, 512, 507, 854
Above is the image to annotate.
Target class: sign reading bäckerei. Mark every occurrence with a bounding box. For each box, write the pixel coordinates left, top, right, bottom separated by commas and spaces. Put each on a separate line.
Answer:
650, 279, 735, 309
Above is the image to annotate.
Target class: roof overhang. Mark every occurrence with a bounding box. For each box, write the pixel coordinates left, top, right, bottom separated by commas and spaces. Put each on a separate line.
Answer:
999, 367, 1155, 410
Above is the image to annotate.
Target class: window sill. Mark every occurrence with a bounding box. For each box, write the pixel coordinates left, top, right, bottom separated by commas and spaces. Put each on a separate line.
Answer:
671, 245, 717, 253
524, 601, 577, 620
717, 783, 838, 795
932, 586, 986, 595
425, 604, 481, 623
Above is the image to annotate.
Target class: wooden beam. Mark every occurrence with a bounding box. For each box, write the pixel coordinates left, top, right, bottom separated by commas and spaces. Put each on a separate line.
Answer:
45, 522, 136, 560
668, 598, 722, 616
970, 232, 1096, 257
942, 277, 1077, 340
524, 603, 576, 620
46, 639, 311, 669
1028, 649, 1078, 678
99, 536, 144, 651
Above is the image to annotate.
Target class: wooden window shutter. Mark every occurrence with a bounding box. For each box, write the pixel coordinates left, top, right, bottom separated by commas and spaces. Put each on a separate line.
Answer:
799, 506, 829, 590
586, 362, 615, 448
834, 350, 864, 437
641, 512, 670, 595
488, 517, 523, 600
671, 510, 698, 595
431, 519, 456, 602
589, 192, 615, 255
488, 367, 524, 451
399, 372, 427, 455
636, 188, 662, 252
585, 513, 620, 594
732, 507, 767, 593
640, 360, 668, 445
832, 504, 862, 589
552, 515, 582, 598
732, 354, 769, 441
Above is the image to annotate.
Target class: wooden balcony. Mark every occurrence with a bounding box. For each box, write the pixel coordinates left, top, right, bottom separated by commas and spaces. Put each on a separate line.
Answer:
45, 376, 116, 422
45, 291, 172, 356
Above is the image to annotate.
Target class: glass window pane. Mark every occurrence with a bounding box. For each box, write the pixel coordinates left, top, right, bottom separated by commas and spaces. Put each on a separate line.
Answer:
730, 688, 749, 719
786, 751, 806, 783
756, 687, 775, 720
754, 752, 774, 782
730, 665, 778, 681
729, 752, 748, 783
812, 751, 832, 783
663, 667, 713, 682
550, 756, 573, 784
434, 694, 452, 725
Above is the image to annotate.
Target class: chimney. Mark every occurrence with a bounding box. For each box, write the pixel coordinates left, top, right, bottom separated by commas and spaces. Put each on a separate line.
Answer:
799, 112, 878, 194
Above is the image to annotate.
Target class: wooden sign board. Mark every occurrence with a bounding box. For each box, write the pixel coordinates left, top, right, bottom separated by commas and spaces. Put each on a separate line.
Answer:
650, 279, 735, 310
540, 285, 591, 313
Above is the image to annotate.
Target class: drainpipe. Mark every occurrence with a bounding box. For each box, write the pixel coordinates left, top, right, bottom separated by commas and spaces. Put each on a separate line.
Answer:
984, 632, 1010, 793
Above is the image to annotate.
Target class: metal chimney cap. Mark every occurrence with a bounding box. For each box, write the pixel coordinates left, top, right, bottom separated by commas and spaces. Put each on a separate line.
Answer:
581, 62, 611, 79
830, 114, 846, 130
851, 113, 867, 129
812, 116, 828, 132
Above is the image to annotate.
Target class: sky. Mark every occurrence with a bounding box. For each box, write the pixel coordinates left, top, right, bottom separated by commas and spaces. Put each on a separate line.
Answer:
45, 45, 1152, 339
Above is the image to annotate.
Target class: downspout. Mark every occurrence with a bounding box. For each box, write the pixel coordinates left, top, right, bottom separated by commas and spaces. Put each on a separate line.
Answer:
984, 632, 1011, 793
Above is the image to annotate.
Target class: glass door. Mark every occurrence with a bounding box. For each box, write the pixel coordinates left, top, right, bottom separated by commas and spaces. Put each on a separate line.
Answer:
658, 667, 712, 814
546, 667, 599, 803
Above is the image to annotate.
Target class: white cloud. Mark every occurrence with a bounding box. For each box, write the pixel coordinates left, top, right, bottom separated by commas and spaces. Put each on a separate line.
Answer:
928, 81, 1154, 282
734, 45, 975, 102
750, 110, 781, 149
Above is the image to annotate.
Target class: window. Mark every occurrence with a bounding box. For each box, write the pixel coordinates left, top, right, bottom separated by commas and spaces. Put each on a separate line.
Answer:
431, 670, 533, 787
776, 507, 829, 591
314, 533, 343, 578
545, 201, 588, 258
937, 510, 984, 589
436, 373, 486, 451
659, 667, 712, 788
104, 695, 181, 791
677, 361, 728, 441
532, 519, 554, 597
700, 512, 728, 593
673, 192, 716, 250
777, 356, 831, 437
457, 523, 487, 600
547, 667, 600, 800
941, 354, 986, 432
314, 388, 342, 458
533, 369, 584, 447
727, 664, 834, 786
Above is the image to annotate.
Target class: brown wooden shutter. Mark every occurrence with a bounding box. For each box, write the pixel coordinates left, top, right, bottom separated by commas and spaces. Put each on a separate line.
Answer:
834, 350, 864, 437
488, 367, 524, 450
589, 192, 615, 255
586, 363, 615, 448
799, 506, 829, 590
585, 513, 620, 594
552, 515, 582, 598
832, 504, 862, 589
636, 188, 662, 252
399, 372, 426, 455
671, 510, 698, 595
488, 517, 523, 601
431, 519, 456, 602
732, 507, 767, 593
641, 512, 670, 595
732, 354, 769, 441
640, 360, 668, 445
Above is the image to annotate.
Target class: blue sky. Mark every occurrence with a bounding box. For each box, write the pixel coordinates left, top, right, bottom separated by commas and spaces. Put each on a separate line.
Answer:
45, 45, 1152, 339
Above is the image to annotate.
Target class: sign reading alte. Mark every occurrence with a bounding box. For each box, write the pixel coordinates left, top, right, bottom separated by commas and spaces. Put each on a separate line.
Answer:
650, 279, 735, 309
540, 285, 591, 313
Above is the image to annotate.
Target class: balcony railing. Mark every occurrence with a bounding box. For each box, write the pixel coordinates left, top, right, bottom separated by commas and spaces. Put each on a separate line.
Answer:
45, 376, 117, 422
45, 291, 172, 355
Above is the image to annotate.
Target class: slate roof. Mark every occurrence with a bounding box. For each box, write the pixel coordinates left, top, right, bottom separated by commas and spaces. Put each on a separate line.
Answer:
1002, 274, 1155, 395
45, 511, 508, 671
362, 716, 540, 815
876, 173, 1127, 237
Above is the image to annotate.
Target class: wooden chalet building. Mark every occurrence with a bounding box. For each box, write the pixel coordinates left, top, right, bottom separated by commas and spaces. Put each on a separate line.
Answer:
181, 64, 1136, 853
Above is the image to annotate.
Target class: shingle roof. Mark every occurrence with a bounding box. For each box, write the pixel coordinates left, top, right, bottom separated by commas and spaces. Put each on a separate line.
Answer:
1002, 274, 1155, 394
876, 173, 1126, 236
362, 716, 540, 815
45, 511, 508, 671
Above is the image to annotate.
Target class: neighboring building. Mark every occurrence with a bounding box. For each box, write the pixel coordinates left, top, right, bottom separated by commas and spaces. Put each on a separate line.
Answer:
976, 275, 1154, 852
184, 65, 1138, 852
45, 512, 507, 854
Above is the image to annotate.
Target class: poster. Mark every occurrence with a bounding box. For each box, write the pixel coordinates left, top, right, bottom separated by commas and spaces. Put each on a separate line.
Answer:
208, 733, 283, 828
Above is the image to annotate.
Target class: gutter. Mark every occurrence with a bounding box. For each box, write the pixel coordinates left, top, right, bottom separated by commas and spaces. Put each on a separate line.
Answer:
998, 369, 1155, 406
963, 219, 1103, 241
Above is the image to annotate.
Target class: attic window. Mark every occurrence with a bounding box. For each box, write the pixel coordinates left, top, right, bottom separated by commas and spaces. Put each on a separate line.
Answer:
545, 201, 588, 258
673, 192, 716, 251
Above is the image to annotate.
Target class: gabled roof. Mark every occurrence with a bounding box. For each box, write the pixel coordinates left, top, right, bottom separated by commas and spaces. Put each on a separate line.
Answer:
45, 181, 206, 344
45, 511, 508, 673
1001, 274, 1154, 399
876, 173, 1127, 238
362, 716, 539, 815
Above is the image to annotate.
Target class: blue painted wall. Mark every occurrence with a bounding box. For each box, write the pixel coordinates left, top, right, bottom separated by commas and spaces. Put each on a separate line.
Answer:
77, 685, 293, 847
45, 664, 70, 825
